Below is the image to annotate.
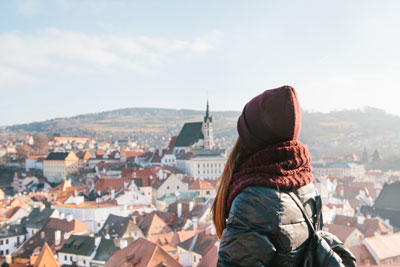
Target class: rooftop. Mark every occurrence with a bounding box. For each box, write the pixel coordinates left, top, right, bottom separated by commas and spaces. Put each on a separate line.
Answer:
364, 232, 400, 261
175, 122, 204, 147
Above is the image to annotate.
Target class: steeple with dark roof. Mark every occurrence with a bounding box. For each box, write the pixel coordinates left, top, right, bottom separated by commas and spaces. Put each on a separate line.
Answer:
203, 99, 214, 149
204, 99, 212, 123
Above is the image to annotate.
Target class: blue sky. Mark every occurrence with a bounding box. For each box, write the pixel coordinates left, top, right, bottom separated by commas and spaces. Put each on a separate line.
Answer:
1, 0, 400, 126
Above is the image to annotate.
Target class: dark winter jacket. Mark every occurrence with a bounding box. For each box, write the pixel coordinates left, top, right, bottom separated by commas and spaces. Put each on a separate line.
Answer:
218, 182, 322, 267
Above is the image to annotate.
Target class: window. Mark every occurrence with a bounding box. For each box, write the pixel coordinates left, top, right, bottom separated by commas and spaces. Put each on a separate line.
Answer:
177, 186, 179, 189
0, 251, 3, 256
70, 256, 73, 261
65, 255, 67, 260
167, 186, 170, 190
194, 255, 197, 262
206, 191, 210, 195
0, 240, 3, 245
5, 249, 9, 255
5, 239, 8, 244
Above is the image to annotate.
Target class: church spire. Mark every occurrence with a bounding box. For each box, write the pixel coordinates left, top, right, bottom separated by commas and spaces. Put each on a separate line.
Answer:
204, 99, 212, 122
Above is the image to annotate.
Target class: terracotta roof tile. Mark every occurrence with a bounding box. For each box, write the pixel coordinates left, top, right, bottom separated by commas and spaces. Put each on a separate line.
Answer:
333, 215, 358, 228
177, 229, 218, 256
121, 168, 157, 180
197, 241, 219, 267
363, 233, 400, 261
360, 218, 391, 237
348, 244, 376, 265
189, 178, 214, 190
135, 212, 172, 236
94, 178, 126, 193
104, 238, 182, 267
32, 242, 60, 267
324, 224, 360, 243
46, 218, 91, 233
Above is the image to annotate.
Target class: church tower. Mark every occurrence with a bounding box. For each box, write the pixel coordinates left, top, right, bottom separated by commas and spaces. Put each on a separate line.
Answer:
203, 99, 215, 149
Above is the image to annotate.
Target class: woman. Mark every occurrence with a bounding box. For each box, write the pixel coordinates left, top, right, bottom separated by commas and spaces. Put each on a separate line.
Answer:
213, 86, 321, 266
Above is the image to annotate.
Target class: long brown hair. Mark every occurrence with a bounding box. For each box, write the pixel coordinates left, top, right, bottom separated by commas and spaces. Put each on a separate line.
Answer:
211, 136, 250, 238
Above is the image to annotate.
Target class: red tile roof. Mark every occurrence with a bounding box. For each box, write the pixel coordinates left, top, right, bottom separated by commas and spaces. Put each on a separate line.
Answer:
177, 229, 218, 256
333, 215, 358, 228
348, 244, 376, 265
360, 218, 391, 237
94, 178, 126, 193
31, 242, 60, 267
104, 238, 182, 267
121, 168, 157, 180
45, 218, 91, 233
134, 212, 172, 236
324, 224, 360, 243
363, 233, 400, 261
197, 241, 219, 267
168, 202, 210, 220
189, 178, 214, 190
168, 136, 178, 152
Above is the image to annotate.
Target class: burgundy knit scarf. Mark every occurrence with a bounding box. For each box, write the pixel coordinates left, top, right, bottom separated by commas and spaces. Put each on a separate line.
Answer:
226, 140, 314, 212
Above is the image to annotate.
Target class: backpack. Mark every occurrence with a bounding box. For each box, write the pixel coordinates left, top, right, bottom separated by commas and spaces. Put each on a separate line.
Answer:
287, 192, 357, 267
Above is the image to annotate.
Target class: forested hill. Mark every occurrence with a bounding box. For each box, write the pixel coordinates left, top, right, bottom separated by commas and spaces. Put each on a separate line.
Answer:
2, 106, 400, 156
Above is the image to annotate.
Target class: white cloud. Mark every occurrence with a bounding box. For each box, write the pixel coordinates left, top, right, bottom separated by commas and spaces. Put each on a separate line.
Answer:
191, 31, 223, 53
0, 29, 222, 87
0, 66, 37, 89
16, 0, 39, 15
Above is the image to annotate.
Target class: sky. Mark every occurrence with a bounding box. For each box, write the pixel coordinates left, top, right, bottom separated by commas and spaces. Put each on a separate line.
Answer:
1, 0, 400, 126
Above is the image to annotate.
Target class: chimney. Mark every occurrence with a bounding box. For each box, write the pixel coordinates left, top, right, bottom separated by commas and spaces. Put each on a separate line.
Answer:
158, 149, 162, 157
111, 189, 115, 200
66, 214, 73, 222
55, 230, 61, 246
59, 212, 65, 219
119, 239, 128, 249
189, 201, 194, 212
192, 217, 198, 230
41, 231, 45, 239
95, 237, 101, 247
357, 216, 365, 225
211, 223, 216, 235
75, 196, 83, 205
96, 197, 101, 204
177, 203, 182, 217
132, 216, 137, 224
74, 190, 78, 197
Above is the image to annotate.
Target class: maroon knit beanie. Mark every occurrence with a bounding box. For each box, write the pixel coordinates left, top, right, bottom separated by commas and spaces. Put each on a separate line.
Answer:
237, 85, 302, 153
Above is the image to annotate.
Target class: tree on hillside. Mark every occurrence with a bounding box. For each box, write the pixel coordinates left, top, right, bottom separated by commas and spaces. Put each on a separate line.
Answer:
15, 145, 34, 162
362, 147, 369, 163
33, 133, 49, 153
372, 149, 383, 162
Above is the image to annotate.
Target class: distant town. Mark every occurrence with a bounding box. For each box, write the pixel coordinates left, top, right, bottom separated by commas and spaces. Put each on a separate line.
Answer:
0, 103, 400, 266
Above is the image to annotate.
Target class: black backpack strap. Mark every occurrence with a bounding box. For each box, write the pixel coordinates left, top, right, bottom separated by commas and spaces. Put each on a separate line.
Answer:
315, 194, 323, 230
287, 192, 316, 233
